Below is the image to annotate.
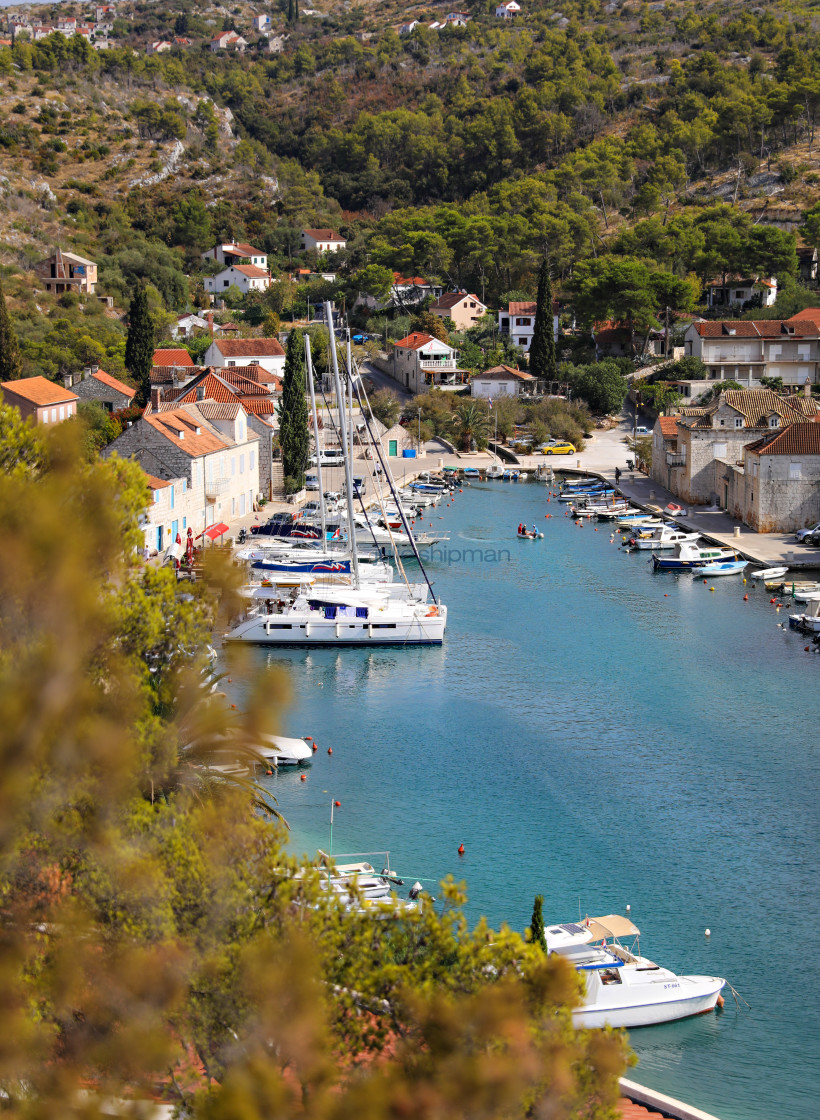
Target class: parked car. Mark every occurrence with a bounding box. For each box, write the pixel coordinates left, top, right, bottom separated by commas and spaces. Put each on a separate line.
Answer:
635, 426, 650, 436
542, 442, 576, 455
305, 474, 320, 491
795, 522, 820, 542
309, 448, 346, 466
804, 530, 820, 547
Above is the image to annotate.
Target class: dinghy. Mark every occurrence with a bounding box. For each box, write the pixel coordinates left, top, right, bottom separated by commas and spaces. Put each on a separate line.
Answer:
692, 559, 748, 577
751, 566, 788, 581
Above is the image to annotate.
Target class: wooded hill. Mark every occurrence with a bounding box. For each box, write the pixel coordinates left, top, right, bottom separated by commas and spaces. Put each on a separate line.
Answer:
3, 0, 820, 373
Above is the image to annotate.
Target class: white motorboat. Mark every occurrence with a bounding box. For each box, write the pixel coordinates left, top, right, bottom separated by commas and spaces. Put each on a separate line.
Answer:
252, 733, 314, 767
629, 527, 700, 551
546, 915, 726, 1029
788, 597, 820, 632
652, 543, 738, 570
792, 588, 820, 603
313, 852, 423, 917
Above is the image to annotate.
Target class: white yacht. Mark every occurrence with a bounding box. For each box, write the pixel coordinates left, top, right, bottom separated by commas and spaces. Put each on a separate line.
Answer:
545, 915, 726, 1029
629, 526, 700, 550
313, 852, 423, 917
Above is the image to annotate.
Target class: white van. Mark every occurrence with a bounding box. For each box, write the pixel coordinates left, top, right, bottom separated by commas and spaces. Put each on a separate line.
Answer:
309, 448, 346, 466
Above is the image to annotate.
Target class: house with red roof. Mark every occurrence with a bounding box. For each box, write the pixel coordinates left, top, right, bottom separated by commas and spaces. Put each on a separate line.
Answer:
70, 367, 136, 411
301, 228, 347, 254
731, 416, 820, 531
105, 402, 260, 540
684, 310, 820, 388
1, 376, 79, 425
470, 365, 534, 399
392, 332, 465, 394
201, 243, 268, 271
430, 291, 487, 332
204, 263, 271, 295
203, 337, 285, 377
498, 299, 558, 354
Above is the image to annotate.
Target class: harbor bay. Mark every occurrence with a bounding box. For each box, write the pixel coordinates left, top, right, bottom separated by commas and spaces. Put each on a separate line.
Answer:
229, 480, 820, 1120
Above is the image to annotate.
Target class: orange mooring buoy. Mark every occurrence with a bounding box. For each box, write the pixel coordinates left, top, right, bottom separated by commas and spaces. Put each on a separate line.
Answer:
334, 800, 341, 807
328, 747, 333, 754
300, 774, 306, 781
458, 843, 465, 855
744, 594, 749, 601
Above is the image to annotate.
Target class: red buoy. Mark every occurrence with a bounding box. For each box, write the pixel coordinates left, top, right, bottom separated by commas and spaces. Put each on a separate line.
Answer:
327, 747, 333, 754
743, 594, 749, 601
312, 743, 318, 751
266, 769, 273, 775
458, 843, 465, 855
300, 774, 306, 781
334, 800, 341, 806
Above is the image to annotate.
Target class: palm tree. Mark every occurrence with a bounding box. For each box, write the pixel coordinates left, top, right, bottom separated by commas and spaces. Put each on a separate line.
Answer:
451, 401, 490, 451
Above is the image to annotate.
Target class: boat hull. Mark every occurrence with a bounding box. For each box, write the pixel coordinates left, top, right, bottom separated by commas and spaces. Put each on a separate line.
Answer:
573, 976, 725, 1030
225, 614, 447, 646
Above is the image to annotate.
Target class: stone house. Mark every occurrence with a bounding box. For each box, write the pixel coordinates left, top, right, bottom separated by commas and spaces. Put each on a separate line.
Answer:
683, 314, 820, 387
204, 337, 286, 377
797, 247, 818, 283
722, 423, 820, 532
650, 389, 810, 505
146, 40, 171, 53
104, 402, 260, 530
429, 291, 487, 331
392, 332, 464, 394
35, 249, 97, 296
210, 31, 247, 51
471, 365, 535, 399
1, 376, 79, 425
69, 368, 135, 411
204, 264, 271, 296
594, 324, 667, 359
141, 472, 188, 555
170, 313, 210, 340
301, 228, 347, 254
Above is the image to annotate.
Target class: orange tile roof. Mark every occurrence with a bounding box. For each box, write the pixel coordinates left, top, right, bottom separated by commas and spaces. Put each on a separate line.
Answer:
394, 332, 437, 350
432, 291, 483, 310
152, 348, 194, 367
1, 375, 78, 406
473, 364, 533, 379
232, 264, 270, 279
744, 424, 820, 455
92, 369, 135, 397
694, 320, 818, 338
787, 308, 820, 328
144, 407, 227, 457
144, 473, 171, 490
659, 416, 679, 437
508, 301, 537, 315
214, 337, 285, 358
230, 242, 265, 257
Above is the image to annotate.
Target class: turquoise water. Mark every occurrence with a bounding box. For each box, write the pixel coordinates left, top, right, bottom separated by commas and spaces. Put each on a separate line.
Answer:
227, 481, 820, 1120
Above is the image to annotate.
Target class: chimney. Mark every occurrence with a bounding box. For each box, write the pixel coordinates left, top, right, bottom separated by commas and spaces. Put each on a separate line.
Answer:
63, 373, 73, 389
83, 367, 92, 380
90, 363, 99, 374
805, 377, 812, 398
151, 387, 162, 410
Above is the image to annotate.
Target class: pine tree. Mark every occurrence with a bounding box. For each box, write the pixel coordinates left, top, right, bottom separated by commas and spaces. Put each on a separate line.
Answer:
529, 894, 547, 953
0, 280, 22, 382
529, 260, 557, 382
280, 329, 310, 491
124, 284, 154, 408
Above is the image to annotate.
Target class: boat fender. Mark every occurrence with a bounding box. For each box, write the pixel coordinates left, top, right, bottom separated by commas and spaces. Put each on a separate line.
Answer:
716, 994, 725, 1010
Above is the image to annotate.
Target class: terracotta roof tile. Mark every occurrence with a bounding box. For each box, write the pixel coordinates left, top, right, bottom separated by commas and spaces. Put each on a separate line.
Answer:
92, 369, 135, 397
229, 242, 265, 257
303, 228, 344, 240
214, 337, 285, 358
659, 416, 679, 437
744, 424, 820, 455
472, 364, 533, 380
432, 291, 483, 310
1, 375, 78, 406
508, 301, 537, 315
144, 406, 228, 457
232, 264, 270, 279
152, 348, 194, 367
195, 401, 242, 420
144, 472, 171, 490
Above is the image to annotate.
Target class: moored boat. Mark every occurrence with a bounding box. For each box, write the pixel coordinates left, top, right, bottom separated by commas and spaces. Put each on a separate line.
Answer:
545, 914, 726, 1030
652, 542, 737, 570
630, 527, 700, 551
691, 559, 749, 577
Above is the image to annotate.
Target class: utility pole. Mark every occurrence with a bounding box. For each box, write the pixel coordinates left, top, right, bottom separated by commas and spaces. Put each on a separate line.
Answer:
664, 305, 670, 361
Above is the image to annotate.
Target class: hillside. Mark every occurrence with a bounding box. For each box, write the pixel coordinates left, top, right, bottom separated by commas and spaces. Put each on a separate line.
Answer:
2, 0, 820, 378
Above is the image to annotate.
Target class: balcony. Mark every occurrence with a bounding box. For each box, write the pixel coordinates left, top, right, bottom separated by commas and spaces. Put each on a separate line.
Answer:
666, 452, 686, 467
420, 359, 458, 372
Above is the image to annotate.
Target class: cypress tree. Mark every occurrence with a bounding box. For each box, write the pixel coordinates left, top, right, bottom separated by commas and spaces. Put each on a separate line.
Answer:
280, 329, 310, 491
529, 260, 557, 383
0, 280, 22, 382
125, 284, 154, 407
529, 894, 547, 953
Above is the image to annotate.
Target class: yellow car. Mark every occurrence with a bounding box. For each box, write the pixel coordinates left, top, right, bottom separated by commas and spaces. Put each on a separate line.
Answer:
542, 442, 576, 455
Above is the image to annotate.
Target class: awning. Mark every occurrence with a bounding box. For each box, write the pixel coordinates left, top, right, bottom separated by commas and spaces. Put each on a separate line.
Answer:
586, 915, 640, 941
198, 522, 230, 541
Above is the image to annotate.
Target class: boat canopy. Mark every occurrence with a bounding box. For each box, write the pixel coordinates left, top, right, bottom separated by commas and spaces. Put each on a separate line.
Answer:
252, 580, 316, 596
587, 914, 640, 940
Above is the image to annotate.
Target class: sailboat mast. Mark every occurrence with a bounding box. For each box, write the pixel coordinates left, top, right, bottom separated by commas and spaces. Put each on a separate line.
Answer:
326, 301, 360, 586
304, 334, 327, 546
346, 329, 354, 467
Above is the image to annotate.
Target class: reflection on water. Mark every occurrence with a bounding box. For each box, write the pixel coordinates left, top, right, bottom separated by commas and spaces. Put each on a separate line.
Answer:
227, 483, 820, 1120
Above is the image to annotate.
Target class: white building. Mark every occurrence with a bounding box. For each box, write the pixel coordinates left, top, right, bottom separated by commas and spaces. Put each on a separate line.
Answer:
470, 365, 535, 399
684, 312, 820, 388
201, 242, 268, 270
392, 332, 464, 394
106, 403, 260, 539
210, 31, 248, 51
204, 264, 271, 296
498, 300, 558, 353
301, 228, 347, 254
204, 337, 286, 377
495, 1, 521, 17
170, 313, 210, 341
705, 275, 777, 311
254, 14, 272, 30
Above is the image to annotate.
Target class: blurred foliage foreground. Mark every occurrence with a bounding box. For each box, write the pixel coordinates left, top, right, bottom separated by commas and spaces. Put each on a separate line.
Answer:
0, 403, 627, 1120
